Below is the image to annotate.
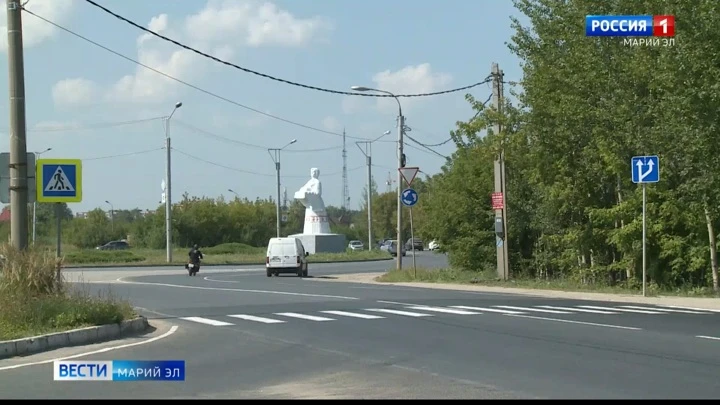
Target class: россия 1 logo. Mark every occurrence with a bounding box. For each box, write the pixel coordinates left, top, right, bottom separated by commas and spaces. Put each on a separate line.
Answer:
585, 15, 675, 47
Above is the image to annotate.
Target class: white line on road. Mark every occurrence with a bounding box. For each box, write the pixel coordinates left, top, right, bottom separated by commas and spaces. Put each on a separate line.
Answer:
227, 314, 285, 324
618, 306, 708, 314
536, 305, 617, 314
451, 306, 524, 314
406, 306, 481, 315
365, 308, 433, 317
697, 335, 720, 341
578, 305, 662, 314
0, 325, 180, 371
180, 317, 234, 326
320, 310, 385, 319
275, 312, 335, 322
506, 314, 642, 330
116, 278, 358, 300
493, 305, 571, 314
657, 305, 720, 313
377, 300, 420, 306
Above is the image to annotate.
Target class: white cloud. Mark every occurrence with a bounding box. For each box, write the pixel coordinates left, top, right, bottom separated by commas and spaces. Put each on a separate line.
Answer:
52, 0, 332, 107
52, 78, 98, 107
321, 116, 342, 132
371, 63, 453, 114
0, 0, 74, 52
341, 96, 368, 115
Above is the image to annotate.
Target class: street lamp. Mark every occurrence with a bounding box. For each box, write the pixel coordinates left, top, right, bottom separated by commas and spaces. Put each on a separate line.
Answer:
165, 101, 182, 263
228, 189, 240, 199
32, 147, 52, 245
351, 85, 406, 270
268, 139, 297, 238
356, 130, 391, 251
105, 200, 114, 232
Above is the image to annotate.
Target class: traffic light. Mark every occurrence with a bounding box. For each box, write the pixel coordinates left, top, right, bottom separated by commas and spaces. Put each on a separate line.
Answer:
401, 153, 406, 168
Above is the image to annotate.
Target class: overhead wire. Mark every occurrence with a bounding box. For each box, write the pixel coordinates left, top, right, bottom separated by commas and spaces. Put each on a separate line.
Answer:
81, 148, 163, 161
19, 7, 368, 141
28, 117, 165, 132
83, 0, 493, 99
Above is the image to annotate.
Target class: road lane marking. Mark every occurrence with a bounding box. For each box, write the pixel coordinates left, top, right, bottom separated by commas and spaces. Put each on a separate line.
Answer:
227, 314, 286, 324
116, 278, 358, 300
659, 305, 720, 313
406, 306, 481, 315
0, 326, 179, 371
275, 313, 335, 322
697, 335, 720, 341
536, 305, 617, 314
451, 306, 524, 314
377, 300, 420, 306
493, 305, 571, 314
365, 308, 433, 317
618, 306, 708, 314
506, 314, 642, 330
578, 305, 662, 314
180, 317, 234, 326
320, 311, 385, 319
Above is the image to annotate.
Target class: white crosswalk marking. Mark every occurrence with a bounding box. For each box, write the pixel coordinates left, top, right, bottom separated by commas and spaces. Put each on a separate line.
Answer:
450, 306, 524, 315
406, 306, 481, 315
578, 306, 661, 314
618, 306, 708, 314
320, 310, 384, 319
493, 305, 571, 314
536, 305, 617, 314
180, 317, 234, 326
365, 308, 433, 317
228, 314, 285, 324
275, 312, 335, 321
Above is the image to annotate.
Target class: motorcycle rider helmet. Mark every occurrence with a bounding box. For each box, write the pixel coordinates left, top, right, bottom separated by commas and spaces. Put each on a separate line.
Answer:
193, 244, 198, 249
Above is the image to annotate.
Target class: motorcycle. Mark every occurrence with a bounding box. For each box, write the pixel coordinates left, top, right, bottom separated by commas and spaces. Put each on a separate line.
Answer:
185, 261, 200, 276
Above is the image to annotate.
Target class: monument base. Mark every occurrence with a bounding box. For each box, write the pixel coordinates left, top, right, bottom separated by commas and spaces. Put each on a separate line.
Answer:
289, 233, 346, 254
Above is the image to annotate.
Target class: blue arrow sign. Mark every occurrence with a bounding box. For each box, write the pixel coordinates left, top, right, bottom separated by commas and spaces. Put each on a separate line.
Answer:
401, 188, 418, 207
631, 155, 659, 184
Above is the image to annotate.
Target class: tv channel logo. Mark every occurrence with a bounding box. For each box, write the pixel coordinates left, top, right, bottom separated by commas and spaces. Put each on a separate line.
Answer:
54, 360, 185, 381
586, 15, 675, 37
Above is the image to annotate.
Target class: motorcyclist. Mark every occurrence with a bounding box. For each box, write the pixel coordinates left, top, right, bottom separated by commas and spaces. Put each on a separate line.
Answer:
188, 244, 204, 272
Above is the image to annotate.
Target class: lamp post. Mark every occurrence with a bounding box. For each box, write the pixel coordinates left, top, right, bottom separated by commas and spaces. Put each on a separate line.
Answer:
351, 86, 405, 270
105, 200, 114, 232
268, 139, 297, 238
228, 189, 240, 199
165, 101, 182, 263
32, 147, 51, 245
356, 130, 391, 251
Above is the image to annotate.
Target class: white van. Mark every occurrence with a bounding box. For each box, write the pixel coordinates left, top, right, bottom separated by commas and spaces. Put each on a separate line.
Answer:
266, 237, 309, 277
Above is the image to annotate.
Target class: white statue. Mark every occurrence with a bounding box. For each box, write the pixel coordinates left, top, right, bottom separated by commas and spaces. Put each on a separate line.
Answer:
294, 168, 331, 234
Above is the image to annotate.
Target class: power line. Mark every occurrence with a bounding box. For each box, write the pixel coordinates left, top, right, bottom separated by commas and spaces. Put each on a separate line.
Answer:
82, 148, 163, 161
173, 119, 341, 153
20, 7, 367, 141
83, 0, 493, 98
172, 147, 364, 178
405, 137, 449, 160
28, 117, 165, 132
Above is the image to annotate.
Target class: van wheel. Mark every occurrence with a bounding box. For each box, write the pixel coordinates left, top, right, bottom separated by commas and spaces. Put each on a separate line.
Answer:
266, 269, 272, 277
302, 268, 308, 277
297, 268, 303, 277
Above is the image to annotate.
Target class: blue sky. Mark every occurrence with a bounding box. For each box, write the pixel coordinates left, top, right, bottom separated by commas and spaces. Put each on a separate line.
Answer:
0, 0, 526, 213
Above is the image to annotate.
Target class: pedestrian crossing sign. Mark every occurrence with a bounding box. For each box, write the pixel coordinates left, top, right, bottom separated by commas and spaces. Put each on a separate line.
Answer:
36, 159, 82, 203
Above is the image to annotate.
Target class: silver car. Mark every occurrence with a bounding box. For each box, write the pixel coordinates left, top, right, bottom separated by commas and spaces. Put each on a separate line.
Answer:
348, 240, 364, 251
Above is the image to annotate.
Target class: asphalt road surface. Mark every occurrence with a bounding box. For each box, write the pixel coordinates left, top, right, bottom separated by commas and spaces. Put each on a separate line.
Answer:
2, 251, 720, 399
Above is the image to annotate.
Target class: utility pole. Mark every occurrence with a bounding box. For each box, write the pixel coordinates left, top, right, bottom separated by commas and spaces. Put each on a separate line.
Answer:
164, 102, 182, 263
396, 114, 405, 270
356, 141, 373, 250
268, 139, 297, 238
7, 0, 29, 250
342, 128, 350, 211
492, 62, 509, 280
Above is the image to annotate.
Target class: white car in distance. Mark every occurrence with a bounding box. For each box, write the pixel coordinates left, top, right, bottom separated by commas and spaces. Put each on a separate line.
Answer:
348, 240, 364, 251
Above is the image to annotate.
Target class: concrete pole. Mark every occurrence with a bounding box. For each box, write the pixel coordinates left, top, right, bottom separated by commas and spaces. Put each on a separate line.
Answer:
492, 62, 509, 280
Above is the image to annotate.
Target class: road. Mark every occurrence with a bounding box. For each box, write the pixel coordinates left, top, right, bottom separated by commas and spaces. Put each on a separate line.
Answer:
2, 251, 720, 399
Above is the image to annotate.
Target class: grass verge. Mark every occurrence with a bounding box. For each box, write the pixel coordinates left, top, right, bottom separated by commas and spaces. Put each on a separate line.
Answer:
375, 268, 720, 298
0, 244, 137, 341
64, 243, 391, 267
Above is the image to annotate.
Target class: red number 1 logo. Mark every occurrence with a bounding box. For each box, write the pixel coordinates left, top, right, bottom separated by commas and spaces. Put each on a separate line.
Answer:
653, 15, 675, 37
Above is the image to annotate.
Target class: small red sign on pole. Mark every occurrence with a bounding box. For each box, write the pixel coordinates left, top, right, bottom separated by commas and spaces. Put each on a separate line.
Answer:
491, 192, 504, 210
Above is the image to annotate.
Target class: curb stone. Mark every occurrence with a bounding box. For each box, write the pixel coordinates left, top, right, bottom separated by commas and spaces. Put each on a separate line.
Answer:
0, 316, 149, 360
64, 257, 392, 269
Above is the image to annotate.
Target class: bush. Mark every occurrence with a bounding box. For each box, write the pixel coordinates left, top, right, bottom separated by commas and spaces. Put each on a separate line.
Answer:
0, 244, 136, 340
203, 242, 264, 255
64, 250, 146, 264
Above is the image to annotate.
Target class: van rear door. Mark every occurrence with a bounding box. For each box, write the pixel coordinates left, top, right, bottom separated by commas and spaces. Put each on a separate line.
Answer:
279, 241, 299, 267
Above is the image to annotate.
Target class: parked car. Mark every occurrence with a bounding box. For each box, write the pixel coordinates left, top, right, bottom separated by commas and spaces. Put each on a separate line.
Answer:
386, 240, 406, 257
405, 238, 424, 251
96, 240, 130, 250
428, 240, 440, 251
348, 240, 364, 251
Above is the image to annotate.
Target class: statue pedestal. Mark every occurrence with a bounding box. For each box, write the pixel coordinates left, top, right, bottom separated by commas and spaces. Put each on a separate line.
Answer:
289, 233, 346, 254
